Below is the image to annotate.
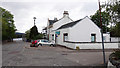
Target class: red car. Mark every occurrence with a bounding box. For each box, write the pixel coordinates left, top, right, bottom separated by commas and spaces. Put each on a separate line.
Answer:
30, 40, 39, 47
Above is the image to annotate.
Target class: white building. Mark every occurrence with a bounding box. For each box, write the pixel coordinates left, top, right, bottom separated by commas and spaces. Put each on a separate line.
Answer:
56, 16, 102, 44
46, 11, 119, 49
47, 11, 73, 42
47, 11, 102, 43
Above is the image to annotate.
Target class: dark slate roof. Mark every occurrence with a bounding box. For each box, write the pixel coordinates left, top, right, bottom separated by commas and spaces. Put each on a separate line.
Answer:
57, 19, 82, 30
49, 20, 58, 25
43, 27, 47, 30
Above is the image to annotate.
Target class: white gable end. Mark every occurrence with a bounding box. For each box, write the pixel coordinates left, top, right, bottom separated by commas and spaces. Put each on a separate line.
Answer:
53, 16, 73, 30
69, 17, 102, 42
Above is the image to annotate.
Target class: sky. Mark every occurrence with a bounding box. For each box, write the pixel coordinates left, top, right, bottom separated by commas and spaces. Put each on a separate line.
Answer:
1, 0, 107, 33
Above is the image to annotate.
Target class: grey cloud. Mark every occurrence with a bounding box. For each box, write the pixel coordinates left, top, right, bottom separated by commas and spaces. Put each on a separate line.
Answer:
1, 1, 100, 33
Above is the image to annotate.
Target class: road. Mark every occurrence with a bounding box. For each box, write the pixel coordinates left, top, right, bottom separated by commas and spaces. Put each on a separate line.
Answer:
2, 39, 113, 67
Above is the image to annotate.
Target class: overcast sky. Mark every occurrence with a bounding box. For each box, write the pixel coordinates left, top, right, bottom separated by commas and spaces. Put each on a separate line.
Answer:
1, 0, 107, 33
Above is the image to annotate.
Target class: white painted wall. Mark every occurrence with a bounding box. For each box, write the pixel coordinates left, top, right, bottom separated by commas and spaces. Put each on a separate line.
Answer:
103, 33, 110, 42
48, 12, 73, 42
69, 17, 102, 42
48, 30, 53, 41
64, 42, 119, 49
47, 20, 50, 35
111, 37, 120, 42
56, 28, 70, 45
52, 15, 73, 30
75, 43, 119, 49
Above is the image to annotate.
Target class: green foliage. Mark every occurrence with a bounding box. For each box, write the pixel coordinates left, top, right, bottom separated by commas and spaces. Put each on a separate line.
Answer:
25, 30, 30, 39
110, 23, 120, 37
29, 25, 39, 40
1, 7, 16, 41
114, 49, 120, 59
102, 0, 120, 37
102, 0, 120, 25
91, 0, 120, 37
35, 33, 43, 39
25, 26, 43, 40
90, 10, 110, 33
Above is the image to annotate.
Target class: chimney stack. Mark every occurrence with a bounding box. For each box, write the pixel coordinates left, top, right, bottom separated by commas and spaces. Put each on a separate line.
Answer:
54, 17, 57, 21
63, 11, 69, 17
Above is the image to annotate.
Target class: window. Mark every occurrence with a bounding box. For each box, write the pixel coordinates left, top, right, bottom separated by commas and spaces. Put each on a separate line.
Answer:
91, 34, 96, 42
63, 33, 68, 42
52, 34, 54, 40
103, 36, 106, 41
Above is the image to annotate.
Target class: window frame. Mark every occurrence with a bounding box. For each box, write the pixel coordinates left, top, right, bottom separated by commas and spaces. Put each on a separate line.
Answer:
63, 33, 68, 42
91, 34, 96, 42
52, 34, 54, 40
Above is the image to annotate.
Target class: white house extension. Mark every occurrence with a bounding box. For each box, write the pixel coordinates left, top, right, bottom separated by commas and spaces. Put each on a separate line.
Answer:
46, 11, 120, 49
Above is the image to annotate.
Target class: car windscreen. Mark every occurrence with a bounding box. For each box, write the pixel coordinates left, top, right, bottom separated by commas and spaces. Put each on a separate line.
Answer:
44, 40, 48, 42
41, 40, 48, 42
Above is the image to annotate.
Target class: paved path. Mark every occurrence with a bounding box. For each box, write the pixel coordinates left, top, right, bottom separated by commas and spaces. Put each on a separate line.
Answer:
2, 40, 113, 66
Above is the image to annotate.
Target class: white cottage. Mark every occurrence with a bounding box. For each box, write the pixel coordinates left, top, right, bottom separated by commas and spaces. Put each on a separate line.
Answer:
46, 11, 117, 49
47, 11, 102, 43
56, 16, 102, 44
47, 11, 73, 42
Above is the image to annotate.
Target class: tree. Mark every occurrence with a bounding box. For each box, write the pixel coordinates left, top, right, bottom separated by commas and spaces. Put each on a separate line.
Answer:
35, 33, 43, 39
25, 26, 43, 41
29, 25, 39, 40
102, 0, 120, 26
1, 7, 16, 41
25, 30, 30, 39
90, 10, 110, 33
110, 23, 120, 37
102, 0, 120, 37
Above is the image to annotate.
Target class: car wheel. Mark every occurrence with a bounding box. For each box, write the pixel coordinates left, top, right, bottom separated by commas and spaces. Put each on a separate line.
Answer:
30, 44, 33, 47
39, 44, 42, 46
53, 44, 56, 47
35, 44, 38, 47
50, 44, 52, 46
50, 44, 54, 47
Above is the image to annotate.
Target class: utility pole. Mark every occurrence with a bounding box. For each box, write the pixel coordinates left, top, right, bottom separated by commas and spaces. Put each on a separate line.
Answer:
98, 0, 106, 66
33, 17, 36, 26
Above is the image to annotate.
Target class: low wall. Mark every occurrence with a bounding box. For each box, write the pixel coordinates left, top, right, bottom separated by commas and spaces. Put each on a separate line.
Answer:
64, 42, 119, 49
75, 43, 119, 49
111, 37, 120, 42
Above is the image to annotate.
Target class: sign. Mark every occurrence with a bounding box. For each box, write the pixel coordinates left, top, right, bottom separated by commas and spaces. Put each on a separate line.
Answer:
55, 31, 60, 35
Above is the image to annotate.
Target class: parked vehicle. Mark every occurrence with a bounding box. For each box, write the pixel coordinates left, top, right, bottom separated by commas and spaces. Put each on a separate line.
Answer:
37, 39, 55, 46
30, 40, 39, 47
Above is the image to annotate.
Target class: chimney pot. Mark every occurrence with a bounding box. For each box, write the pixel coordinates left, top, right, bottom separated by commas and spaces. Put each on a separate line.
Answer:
63, 11, 69, 15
